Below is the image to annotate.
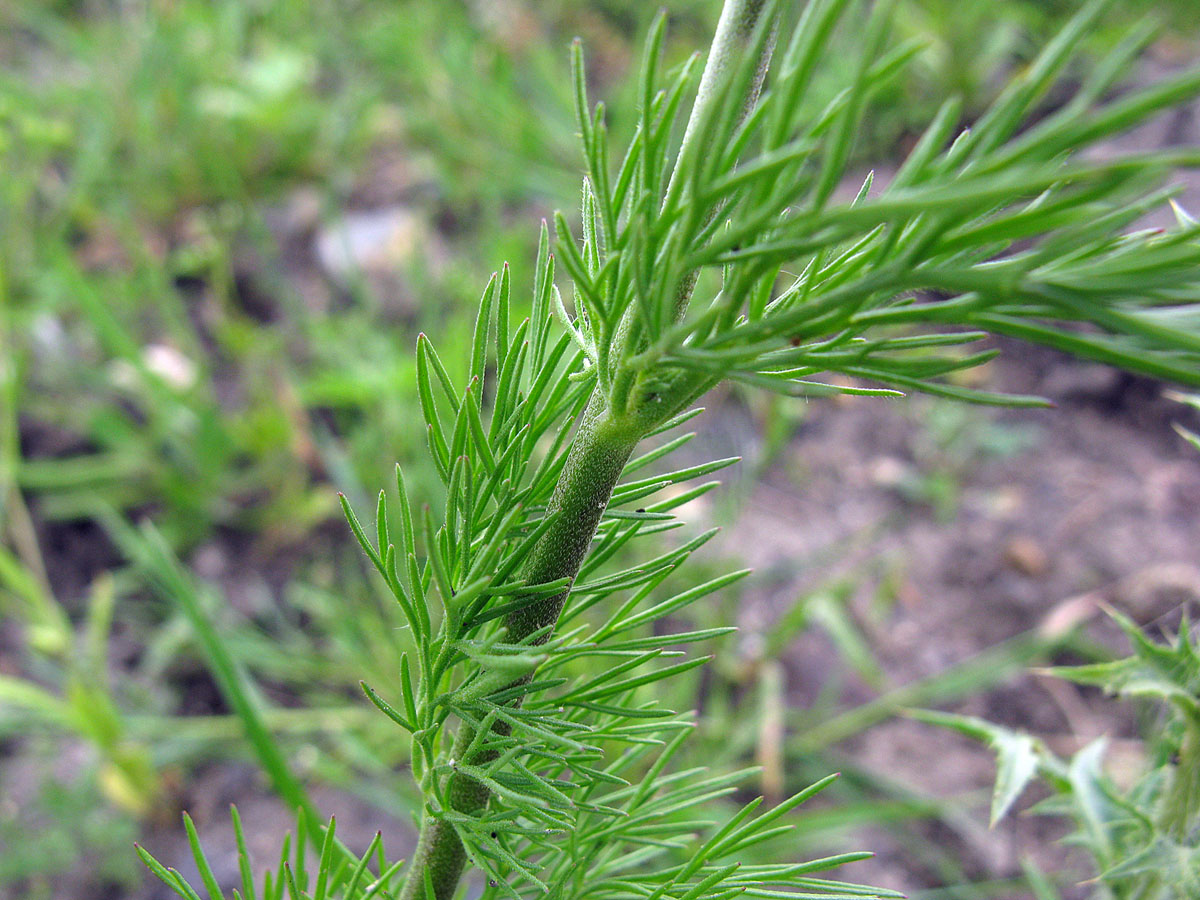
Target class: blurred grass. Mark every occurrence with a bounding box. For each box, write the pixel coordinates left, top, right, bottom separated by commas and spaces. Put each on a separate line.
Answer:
2, 1, 1198, 897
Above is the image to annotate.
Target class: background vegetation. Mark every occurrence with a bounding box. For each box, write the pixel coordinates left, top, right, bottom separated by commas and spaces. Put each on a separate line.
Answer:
2, 1, 1199, 898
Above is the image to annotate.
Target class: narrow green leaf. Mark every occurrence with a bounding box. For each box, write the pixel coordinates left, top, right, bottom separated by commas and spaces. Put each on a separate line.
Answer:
135, 844, 205, 900
361, 681, 416, 733
313, 816, 336, 900
183, 813, 224, 900
471, 272, 498, 397
416, 335, 450, 471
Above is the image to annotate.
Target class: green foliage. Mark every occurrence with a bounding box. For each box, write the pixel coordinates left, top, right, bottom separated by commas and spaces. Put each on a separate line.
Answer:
1, 0, 468, 547
328, 267, 873, 898
523, 0, 1200, 445
865, 0, 1200, 156
921, 605, 1200, 898
1170, 391, 1200, 450
0, 521, 161, 818
0, 771, 142, 898
33, 0, 1200, 897
137, 810, 406, 900
101, 512, 322, 834
920, 381, 1200, 891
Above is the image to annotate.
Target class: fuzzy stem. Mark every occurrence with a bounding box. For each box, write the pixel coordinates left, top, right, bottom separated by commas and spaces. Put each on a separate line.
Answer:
668, 0, 775, 204
397, 3, 774, 898
1161, 717, 1200, 841
399, 393, 641, 900
667, 0, 776, 321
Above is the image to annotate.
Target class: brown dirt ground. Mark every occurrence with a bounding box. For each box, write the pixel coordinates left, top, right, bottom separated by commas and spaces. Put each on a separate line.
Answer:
703, 343, 1200, 897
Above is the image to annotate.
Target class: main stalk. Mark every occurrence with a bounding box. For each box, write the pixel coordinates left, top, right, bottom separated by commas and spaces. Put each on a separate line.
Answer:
397, 3, 773, 898
399, 396, 641, 900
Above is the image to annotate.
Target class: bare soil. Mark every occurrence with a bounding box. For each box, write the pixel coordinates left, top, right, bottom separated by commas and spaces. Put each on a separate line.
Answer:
706, 342, 1200, 897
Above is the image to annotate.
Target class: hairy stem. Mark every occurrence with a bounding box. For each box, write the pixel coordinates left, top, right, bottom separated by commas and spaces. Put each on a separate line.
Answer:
668, 0, 775, 206
398, 2, 774, 897
399, 394, 641, 900
1161, 719, 1200, 841
667, 0, 776, 322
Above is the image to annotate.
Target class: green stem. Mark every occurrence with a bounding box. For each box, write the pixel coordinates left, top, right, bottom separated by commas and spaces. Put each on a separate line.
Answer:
400, 394, 642, 900
668, 0, 775, 207
1161, 716, 1200, 841
398, 3, 775, 898
666, 0, 776, 322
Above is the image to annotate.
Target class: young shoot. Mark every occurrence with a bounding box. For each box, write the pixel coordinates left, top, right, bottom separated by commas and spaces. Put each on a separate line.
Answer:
141, 1, 1200, 898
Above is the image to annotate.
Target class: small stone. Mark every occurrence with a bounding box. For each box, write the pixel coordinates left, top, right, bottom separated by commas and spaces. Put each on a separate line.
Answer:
869, 455, 909, 488
1003, 535, 1049, 577
314, 206, 441, 313
316, 207, 423, 276
144, 343, 197, 390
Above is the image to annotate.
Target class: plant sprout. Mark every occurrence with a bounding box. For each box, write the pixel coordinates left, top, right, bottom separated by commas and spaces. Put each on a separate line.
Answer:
140, 0, 1200, 897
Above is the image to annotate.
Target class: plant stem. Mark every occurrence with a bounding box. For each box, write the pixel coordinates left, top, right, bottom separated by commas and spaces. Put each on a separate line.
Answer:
1162, 719, 1200, 841
667, 0, 776, 321
399, 394, 641, 900
398, 3, 774, 897
502, 397, 644, 644
670, 0, 774, 203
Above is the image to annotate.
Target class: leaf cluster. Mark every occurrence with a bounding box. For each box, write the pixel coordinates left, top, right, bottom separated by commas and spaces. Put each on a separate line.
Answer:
559, 0, 1200, 426
921, 607, 1200, 897
137, 0, 1200, 896
333, 259, 878, 897
137, 810, 405, 900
